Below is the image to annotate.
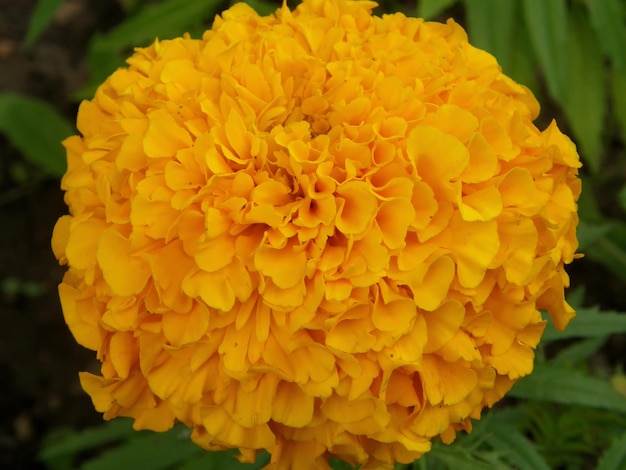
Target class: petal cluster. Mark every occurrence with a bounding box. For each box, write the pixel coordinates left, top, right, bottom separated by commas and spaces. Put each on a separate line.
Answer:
52, 0, 581, 467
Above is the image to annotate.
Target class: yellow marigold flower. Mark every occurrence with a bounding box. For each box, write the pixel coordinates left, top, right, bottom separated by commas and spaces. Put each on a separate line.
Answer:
52, 0, 581, 467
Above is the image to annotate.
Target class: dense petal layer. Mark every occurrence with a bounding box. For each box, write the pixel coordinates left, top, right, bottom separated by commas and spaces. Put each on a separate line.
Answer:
53, 0, 580, 467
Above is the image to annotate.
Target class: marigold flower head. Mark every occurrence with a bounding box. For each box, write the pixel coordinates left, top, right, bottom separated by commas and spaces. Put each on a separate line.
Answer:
52, 0, 581, 467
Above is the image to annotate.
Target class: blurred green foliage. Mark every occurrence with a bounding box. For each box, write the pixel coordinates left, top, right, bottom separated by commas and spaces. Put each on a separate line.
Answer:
3, 0, 625, 469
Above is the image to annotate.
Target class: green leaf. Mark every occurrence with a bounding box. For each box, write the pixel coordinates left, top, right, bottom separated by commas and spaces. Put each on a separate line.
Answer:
426, 445, 505, 470
176, 448, 270, 470
82, 426, 202, 470
521, 0, 568, 102
74, 0, 225, 101
23, 0, 64, 48
73, 39, 127, 101
483, 426, 550, 470
576, 219, 613, 250
576, 175, 603, 223
463, 0, 539, 94
584, 222, 626, 284
38, 418, 136, 462
618, 185, 626, 213
560, 5, 606, 173
93, 0, 223, 52
0, 92, 73, 178
463, 0, 516, 73
542, 307, 626, 341
417, 0, 458, 20
506, 11, 540, 95
588, 0, 626, 74
328, 457, 359, 470
597, 433, 626, 470
612, 67, 626, 141
552, 336, 607, 365
244, 0, 280, 16
510, 363, 626, 413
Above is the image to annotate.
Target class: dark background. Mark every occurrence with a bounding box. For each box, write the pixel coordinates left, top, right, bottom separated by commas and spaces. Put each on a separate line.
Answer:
0, 1, 125, 467
1, 1, 623, 469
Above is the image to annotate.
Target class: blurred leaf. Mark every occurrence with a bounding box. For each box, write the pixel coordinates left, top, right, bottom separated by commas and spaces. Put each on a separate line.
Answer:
521, 0, 568, 102
584, 222, 626, 284
38, 418, 136, 462
511, 363, 626, 413
612, 67, 626, 142
576, 175, 603, 223
94, 0, 222, 52
506, 11, 540, 95
543, 307, 626, 341
561, 5, 606, 173
73, 40, 127, 101
171, 447, 269, 470
483, 425, 550, 470
243, 0, 280, 16
417, 0, 458, 20
553, 336, 607, 365
426, 445, 506, 470
82, 427, 201, 470
118, 0, 147, 15
618, 185, 626, 213
588, 0, 626, 74
576, 220, 613, 250
565, 285, 585, 309
463, 0, 538, 94
463, 0, 515, 73
0, 92, 73, 178
23, 0, 64, 48
74, 0, 224, 101
328, 457, 359, 470
597, 433, 626, 470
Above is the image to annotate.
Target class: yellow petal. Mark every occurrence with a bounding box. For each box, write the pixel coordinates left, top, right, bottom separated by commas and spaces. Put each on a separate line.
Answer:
291, 344, 336, 384
117, 133, 147, 171
321, 394, 383, 424
271, 381, 314, 427
335, 181, 378, 235
450, 214, 499, 288
230, 374, 278, 426
194, 236, 235, 272
65, 216, 107, 270
430, 104, 478, 144
327, 318, 376, 353
498, 215, 538, 284
108, 331, 136, 379
182, 269, 236, 312
143, 111, 193, 158
97, 229, 151, 296
372, 296, 416, 334
133, 400, 176, 432
162, 302, 210, 347
486, 341, 535, 379
200, 406, 276, 449
51, 215, 71, 263
254, 241, 307, 289
59, 282, 102, 350
461, 133, 498, 183
411, 255, 455, 311
422, 300, 465, 353
457, 186, 502, 222
420, 355, 478, 405
79, 372, 114, 412
407, 125, 470, 198
376, 198, 415, 249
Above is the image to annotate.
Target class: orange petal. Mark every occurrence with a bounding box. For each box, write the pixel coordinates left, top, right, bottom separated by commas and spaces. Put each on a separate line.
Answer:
97, 229, 151, 296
